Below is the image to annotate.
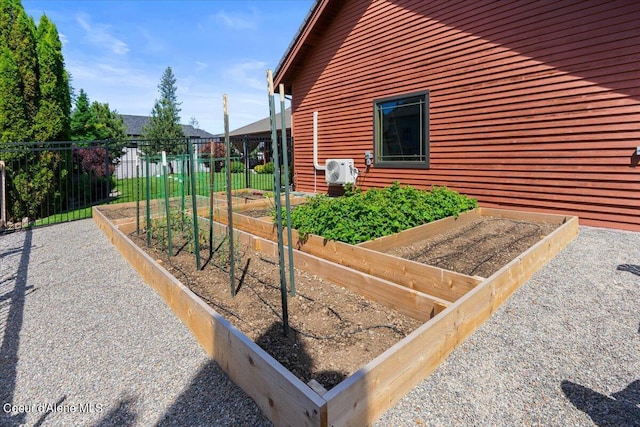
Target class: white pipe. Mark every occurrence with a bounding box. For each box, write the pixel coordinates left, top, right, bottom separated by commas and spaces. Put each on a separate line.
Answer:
313, 111, 325, 170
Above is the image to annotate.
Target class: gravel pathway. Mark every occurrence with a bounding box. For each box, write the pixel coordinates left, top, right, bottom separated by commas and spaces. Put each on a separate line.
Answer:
1, 220, 639, 426
0, 219, 271, 427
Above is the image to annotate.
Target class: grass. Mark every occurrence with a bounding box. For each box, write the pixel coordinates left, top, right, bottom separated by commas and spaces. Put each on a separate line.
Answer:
112, 171, 276, 203
28, 171, 278, 228
34, 206, 93, 226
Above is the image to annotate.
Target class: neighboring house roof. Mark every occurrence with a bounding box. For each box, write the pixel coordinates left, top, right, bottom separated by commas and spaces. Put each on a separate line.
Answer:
119, 114, 217, 138
274, 0, 334, 92
229, 108, 291, 137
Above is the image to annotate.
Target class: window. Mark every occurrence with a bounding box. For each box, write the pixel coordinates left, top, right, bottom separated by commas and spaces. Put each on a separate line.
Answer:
374, 91, 429, 167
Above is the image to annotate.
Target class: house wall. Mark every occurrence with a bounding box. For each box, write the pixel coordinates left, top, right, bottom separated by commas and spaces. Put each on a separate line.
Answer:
288, 0, 640, 231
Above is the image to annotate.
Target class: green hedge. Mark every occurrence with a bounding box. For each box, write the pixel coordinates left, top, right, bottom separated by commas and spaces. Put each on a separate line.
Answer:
290, 182, 478, 244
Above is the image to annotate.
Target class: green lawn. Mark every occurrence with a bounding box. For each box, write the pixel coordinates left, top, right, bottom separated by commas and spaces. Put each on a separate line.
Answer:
28, 171, 278, 228
34, 206, 93, 226
112, 171, 277, 204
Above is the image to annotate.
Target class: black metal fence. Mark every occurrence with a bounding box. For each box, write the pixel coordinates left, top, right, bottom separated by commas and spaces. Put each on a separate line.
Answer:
0, 137, 292, 233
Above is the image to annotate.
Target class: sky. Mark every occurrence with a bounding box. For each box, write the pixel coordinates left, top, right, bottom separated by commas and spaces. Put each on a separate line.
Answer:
22, 0, 314, 134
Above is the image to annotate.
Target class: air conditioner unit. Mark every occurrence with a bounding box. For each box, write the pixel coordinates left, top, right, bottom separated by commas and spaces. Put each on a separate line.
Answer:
325, 158, 357, 185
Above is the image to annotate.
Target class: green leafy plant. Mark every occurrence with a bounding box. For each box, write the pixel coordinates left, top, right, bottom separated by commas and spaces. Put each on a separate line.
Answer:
255, 162, 274, 174
222, 160, 244, 174
290, 182, 478, 244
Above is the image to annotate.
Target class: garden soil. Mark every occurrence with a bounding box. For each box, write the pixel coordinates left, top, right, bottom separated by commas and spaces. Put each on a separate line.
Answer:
385, 217, 558, 278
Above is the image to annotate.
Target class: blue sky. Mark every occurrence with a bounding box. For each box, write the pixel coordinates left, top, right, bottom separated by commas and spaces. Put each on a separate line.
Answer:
22, 0, 314, 134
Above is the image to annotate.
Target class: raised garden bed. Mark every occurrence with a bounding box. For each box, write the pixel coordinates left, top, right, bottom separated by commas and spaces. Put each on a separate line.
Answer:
93, 203, 578, 426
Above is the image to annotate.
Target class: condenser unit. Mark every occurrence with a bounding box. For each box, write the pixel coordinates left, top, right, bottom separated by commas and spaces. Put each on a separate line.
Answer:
325, 158, 357, 185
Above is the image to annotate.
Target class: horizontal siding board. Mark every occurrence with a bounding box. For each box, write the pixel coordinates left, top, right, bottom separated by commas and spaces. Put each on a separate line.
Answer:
287, 0, 640, 231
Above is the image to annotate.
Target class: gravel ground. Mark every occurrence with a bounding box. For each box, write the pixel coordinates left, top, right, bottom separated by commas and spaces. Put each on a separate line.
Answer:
0, 219, 271, 427
1, 221, 639, 426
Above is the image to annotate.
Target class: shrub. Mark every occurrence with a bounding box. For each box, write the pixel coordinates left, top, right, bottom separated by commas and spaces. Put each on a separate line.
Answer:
199, 141, 241, 171
260, 162, 275, 174
72, 147, 115, 201
222, 160, 244, 173
290, 182, 478, 244
10, 151, 64, 220
254, 162, 274, 174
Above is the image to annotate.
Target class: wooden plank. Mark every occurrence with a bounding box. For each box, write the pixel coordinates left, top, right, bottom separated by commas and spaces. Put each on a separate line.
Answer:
358, 208, 481, 251
92, 207, 327, 427
297, 233, 480, 303
308, 380, 329, 397
291, 243, 449, 322
323, 213, 579, 426
478, 206, 572, 225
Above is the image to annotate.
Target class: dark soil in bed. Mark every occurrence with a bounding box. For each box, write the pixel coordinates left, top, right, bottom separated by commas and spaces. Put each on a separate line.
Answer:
127, 229, 423, 391
385, 217, 558, 278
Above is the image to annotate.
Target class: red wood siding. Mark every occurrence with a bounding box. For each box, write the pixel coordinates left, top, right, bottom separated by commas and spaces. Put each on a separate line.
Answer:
284, 0, 640, 231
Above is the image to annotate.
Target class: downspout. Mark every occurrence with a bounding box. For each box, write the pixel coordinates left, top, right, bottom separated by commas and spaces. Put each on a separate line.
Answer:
313, 111, 324, 193
313, 111, 325, 171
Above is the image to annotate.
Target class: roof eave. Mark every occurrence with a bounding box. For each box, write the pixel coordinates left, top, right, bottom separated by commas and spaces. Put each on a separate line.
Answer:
273, 0, 333, 94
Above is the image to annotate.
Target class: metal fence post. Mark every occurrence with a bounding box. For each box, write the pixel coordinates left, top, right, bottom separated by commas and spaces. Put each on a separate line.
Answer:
188, 139, 202, 270
243, 136, 250, 189
104, 140, 111, 204
0, 160, 6, 230
224, 95, 236, 295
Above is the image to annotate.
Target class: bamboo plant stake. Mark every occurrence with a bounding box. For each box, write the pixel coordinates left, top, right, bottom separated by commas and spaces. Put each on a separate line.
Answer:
267, 70, 290, 336
279, 84, 296, 296
224, 94, 237, 296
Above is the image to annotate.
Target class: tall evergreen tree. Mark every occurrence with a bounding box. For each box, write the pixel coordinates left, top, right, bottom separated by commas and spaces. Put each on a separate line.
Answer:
70, 88, 128, 161
142, 66, 184, 155
90, 102, 126, 141
0, 0, 16, 44
0, 47, 29, 143
32, 14, 70, 141
8, 7, 38, 125
70, 88, 94, 140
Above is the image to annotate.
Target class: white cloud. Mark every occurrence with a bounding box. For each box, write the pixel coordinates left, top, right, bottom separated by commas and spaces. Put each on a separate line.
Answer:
68, 60, 155, 90
59, 33, 69, 46
76, 13, 129, 55
195, 61, 208, 71
211, 9, 257, 30
225, 60, 268, 91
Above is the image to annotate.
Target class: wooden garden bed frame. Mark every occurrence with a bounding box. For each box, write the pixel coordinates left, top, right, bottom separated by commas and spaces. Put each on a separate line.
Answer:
93, 205, 578, 426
